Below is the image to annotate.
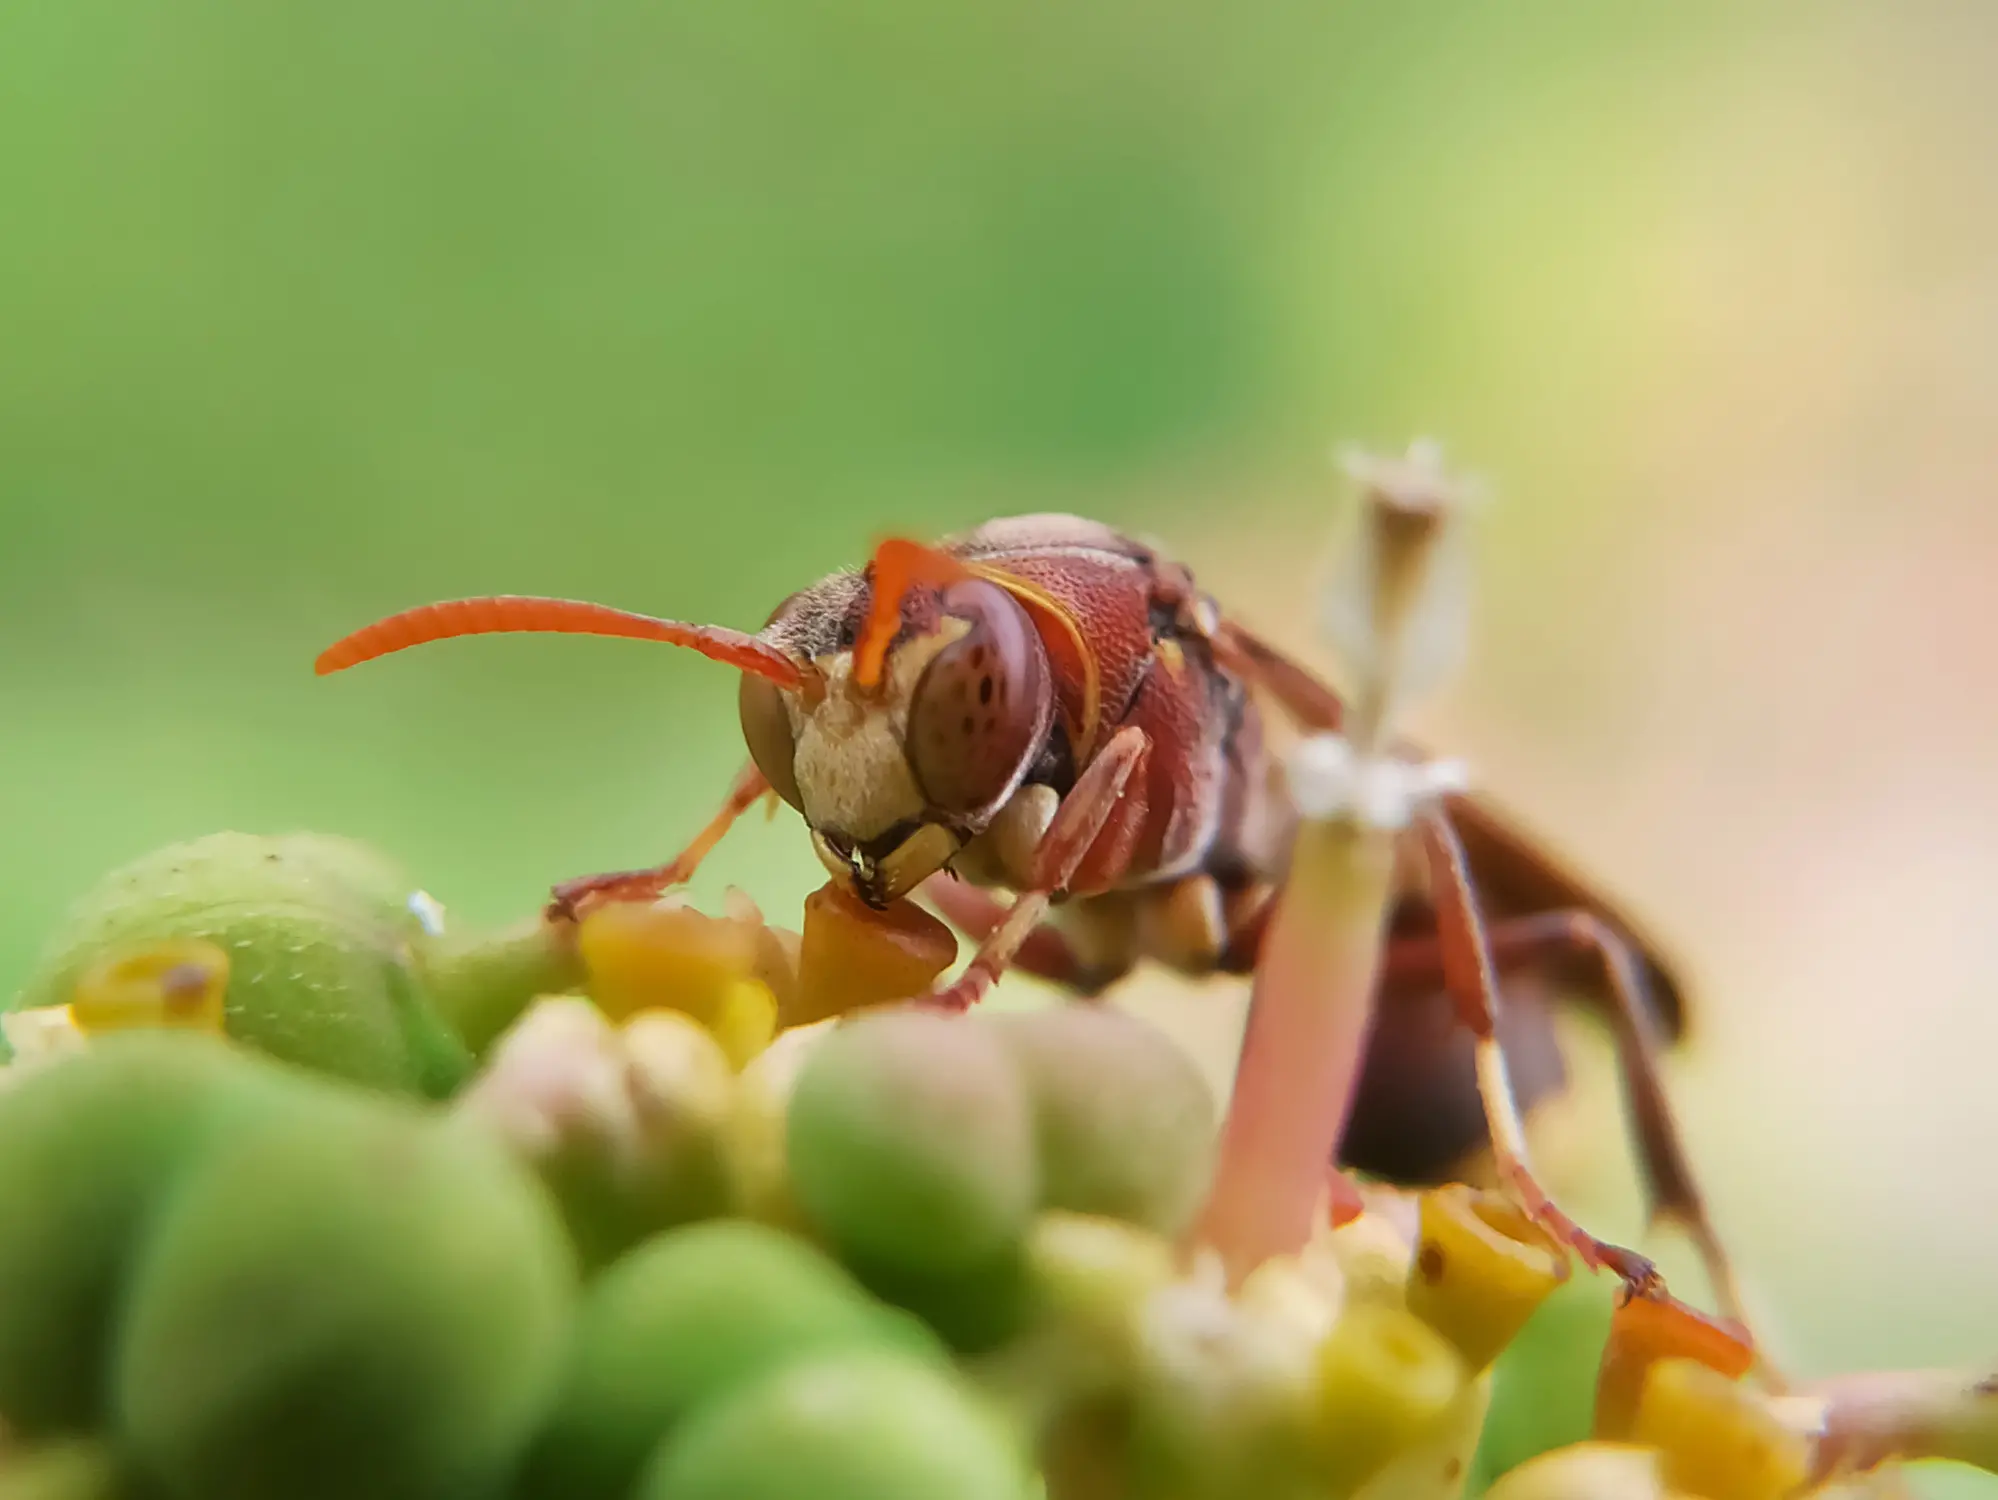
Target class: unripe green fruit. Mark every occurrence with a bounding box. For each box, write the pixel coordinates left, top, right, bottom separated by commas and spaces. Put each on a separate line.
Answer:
523, 1219, 942, 1500
113, 1085, 575, 1500
0, 1032, 293, 1436
9, 833, 472, 1096
987, 1006, 1216, 1237
843, 1244, 1032, 1357
636, 1350, 1032, 1500
785, 1008, 1037, 1276
460, 1001, 739, 1271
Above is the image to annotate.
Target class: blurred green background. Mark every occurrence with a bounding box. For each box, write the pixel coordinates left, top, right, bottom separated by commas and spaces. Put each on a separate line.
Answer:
5, 1, 1996, 1489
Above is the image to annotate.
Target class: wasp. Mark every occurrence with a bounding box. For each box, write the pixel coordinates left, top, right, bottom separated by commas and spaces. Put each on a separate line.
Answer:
318, 512, 1747, 1326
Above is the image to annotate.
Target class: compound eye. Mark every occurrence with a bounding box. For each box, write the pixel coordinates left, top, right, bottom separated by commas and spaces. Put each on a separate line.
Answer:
738, 673, 803, 810
907, 580, 1050, 816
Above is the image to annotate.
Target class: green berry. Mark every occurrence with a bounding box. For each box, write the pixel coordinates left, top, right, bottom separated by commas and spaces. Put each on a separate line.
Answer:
785, 1009, 1037, 1276
458, 1002, 738, 1272
10, 833, 471, 1097
636, 1350, 1032, 1500
987, 1006, 1216, 1237
0, 1033, 292, 1436
113, 1085, 575, 1500
522, 1219, 941, 1500
842, 1244, 1032, 1357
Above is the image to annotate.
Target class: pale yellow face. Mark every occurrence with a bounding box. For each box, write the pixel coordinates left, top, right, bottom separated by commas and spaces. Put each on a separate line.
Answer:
784, 622, 971, 906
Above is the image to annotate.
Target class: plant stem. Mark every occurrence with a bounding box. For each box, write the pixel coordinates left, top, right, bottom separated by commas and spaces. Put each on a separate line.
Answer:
1192, 815, 1397, 1284
1805, 1367, 1998, 1479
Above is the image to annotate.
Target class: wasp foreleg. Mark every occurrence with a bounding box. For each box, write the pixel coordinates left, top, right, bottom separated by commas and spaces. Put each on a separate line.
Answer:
915, 878, 1095, 990
922, 727, 1151, 1011
547, 761, 772, 921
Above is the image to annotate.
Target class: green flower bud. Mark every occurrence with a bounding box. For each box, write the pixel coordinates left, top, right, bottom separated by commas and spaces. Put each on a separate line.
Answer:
987, 1006, 1217, 1238
0, 1033, 293, 1436
1480, 1442, 1666, 1500
1404, 1186, 1569, 1375
719, 1025, 826, 1232
843, 1245, 1033, 1357
522, 1219, 942, 1500
457, 999, 737, 1269
1127, 1255, 1322, 1499
636, 1350, 1032, 1500
1348, 1366, 1492, 1500
9, 833, 472, 1097
68, 940, 229, 1036
1312, 1304, 1468, 1491
113, 1084, 575, 1500
972, 1215, 1177, 1459
1025, 1212, 1178, 1364
786, 1008, 1037, 1277
420, 915, 584, 1058
1629, 1358, 1809, 1500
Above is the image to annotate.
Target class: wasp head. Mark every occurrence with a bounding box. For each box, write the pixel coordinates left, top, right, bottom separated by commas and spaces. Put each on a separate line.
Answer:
741, 550, 1054, 907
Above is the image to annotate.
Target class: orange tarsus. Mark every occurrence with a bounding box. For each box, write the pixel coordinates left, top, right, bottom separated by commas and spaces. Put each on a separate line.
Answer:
313, 595, 809, 690
852, 538, 970, 693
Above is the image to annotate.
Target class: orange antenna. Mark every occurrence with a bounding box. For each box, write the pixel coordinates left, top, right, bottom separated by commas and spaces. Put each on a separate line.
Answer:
853, 538, 969, 693
314, 595, 807, 689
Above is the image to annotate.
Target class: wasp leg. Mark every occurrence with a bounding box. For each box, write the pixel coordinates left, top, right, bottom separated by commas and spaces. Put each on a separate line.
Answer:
547, 761, 772, 921
1412, 808, 1672, 1296
1375, 906, 1768, 1377
914, 878, 1097, 990
922, 872, 1238, 996
923, 727, 1151, 1011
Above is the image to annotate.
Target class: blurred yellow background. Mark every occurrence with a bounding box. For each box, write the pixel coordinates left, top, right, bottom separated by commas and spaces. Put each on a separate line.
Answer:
3, 2, 1994, 1485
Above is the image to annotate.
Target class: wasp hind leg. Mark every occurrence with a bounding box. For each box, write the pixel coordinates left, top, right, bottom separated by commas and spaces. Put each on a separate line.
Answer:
1373, 903, 1773, 1379
1407, 809, 1787, 1385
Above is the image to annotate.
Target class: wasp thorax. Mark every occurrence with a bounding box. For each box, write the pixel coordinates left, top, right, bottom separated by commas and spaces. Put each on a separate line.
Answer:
906, 579, 1051, 818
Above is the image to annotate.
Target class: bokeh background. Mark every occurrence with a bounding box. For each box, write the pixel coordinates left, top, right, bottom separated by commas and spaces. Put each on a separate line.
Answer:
5, 2, 1996, 1489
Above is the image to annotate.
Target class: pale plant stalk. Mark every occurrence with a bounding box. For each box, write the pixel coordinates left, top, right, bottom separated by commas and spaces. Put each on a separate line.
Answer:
1195, 815, 1399, 1282
1800, 1368, 1998, 1481
1194, 441, 1476, 1285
